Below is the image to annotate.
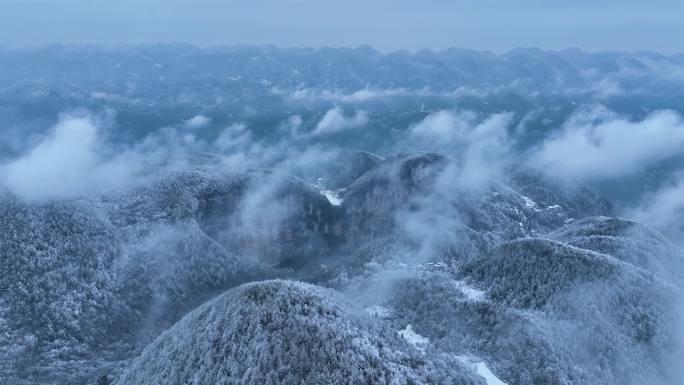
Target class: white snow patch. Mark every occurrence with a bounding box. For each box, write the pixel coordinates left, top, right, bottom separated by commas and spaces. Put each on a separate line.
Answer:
475, 362, 508, 385
454, 280, 486, 301
456, 356, 508, 385
422, 261, 448, 270
398, 324, 429, 351
547, 204, 562, 210
416, 262, 448, 271
521, 195, 537, 209
321, 190, 342, 206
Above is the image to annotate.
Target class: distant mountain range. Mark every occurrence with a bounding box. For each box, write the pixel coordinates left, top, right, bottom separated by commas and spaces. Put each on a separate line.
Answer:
1, 44, 683, 95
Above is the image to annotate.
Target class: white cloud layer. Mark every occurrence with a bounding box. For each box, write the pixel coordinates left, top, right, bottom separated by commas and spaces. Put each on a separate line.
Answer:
280, 87, 413, 103
312, 107, 368, 135
183, 114, 212, 130
529, 107, 684, 181
0, 115, 144, 202
274, 87, 485, 104
627, 175, 684, 242
0, 112, 345, 203
409, 110, 514, 189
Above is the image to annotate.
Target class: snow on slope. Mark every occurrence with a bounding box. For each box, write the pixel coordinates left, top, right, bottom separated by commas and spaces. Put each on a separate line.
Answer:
474, 363, 508, 385
321, 189, 343, 205
118, 280, 482, 385
453, 280, 486, 301
398, 324, 429, 352
456, 356, 508, 385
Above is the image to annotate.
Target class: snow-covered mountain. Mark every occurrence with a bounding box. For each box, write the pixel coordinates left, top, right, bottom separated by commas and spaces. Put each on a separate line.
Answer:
118, 280, 483, 385
1, 45, 683, 385
1, 151, 681, 385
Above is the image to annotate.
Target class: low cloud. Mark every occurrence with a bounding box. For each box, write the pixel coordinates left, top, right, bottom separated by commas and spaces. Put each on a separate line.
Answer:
213, 120, 340, 180
409, 110, 515, 189
278, 115, 304, 138
0, 114, 141, 201
627, 174, 684, 242
409, 110, 512, 145
282, 87, 413, 103
0, 111, 342, 203
312, 107, 368, 136
183, 114, 212, 130
410, 110, 467, 142
0, 112, 215, 202
528, 107, 684, 181
381, 110, 517, 266
273, 86, 491, 104
214, 123, 252, 151
230, 172, 295, 260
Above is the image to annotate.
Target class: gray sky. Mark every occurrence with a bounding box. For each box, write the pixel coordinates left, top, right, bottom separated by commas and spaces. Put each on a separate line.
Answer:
1, 0, 682, 53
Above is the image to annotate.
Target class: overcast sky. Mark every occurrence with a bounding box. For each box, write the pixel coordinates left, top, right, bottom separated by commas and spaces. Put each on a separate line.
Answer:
1, 0, 682, 53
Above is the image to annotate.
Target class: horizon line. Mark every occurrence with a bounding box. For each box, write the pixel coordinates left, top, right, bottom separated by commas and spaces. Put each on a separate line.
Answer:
0, 42, 681, 58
